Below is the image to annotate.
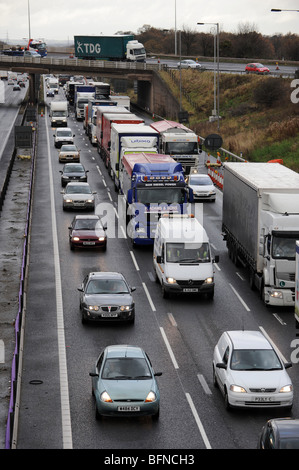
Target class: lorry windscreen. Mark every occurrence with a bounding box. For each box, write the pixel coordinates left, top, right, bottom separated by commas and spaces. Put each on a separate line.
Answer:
272, 235, 297, 260
165, 142, 198, 155
136, 188, 185, 204
166, 242, 210, 263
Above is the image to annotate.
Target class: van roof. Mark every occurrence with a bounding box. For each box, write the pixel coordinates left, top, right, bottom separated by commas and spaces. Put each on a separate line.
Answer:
158, 216, 208, 243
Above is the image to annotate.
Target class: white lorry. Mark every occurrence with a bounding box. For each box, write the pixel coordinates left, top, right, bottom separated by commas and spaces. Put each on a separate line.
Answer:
150, 120, 200, 174
153, 214, 218, 299
49, 101, 68, 127
222, 162, 299, 307
75, 91, 95, 120
110, 123, 159, 191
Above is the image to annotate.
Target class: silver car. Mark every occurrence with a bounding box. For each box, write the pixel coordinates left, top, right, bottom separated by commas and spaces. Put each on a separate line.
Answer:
177, 59, 204, 69
58, 144, 80, 163
61, 182, 96, 211
78, 272, 136, 324
186, 173, 216, 202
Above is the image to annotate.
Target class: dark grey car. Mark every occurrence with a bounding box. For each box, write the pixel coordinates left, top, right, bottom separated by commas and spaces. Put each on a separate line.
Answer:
78, 272, 136, 324
59, 163, 88, 187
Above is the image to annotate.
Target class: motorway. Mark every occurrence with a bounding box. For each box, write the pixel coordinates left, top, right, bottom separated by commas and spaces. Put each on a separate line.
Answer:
2, 76, 299, 451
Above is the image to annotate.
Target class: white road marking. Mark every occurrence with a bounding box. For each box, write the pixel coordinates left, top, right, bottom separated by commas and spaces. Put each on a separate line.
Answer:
168, 313, 177, 327
259, 326, 288, 363
159, 327, 179, 369
142, 282, 156, 311
46, 122, 73, 449
229, 283, 251, 311
130, 250, 140, 271
185, 393, 212, 449
197, 374, 212, 395
272, 313, 287, 325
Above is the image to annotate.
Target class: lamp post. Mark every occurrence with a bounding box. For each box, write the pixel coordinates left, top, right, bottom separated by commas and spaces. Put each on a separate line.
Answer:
271, 8, 299, 12
175, 0, 177, 56
197, 22, 220, 130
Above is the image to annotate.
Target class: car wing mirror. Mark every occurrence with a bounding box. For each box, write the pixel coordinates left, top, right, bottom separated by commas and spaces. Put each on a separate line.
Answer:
216, 362, 227, 369
214, 255, 219, 263
89, 372, 99, 377
77, 287, 83, 292
284, 362, 292, 369
154, 372, 162, 377
130, 287, 136, 292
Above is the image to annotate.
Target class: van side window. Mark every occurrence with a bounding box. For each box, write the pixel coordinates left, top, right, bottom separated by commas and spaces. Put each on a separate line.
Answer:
161, 244, 165, 262
223, 346, 229, 365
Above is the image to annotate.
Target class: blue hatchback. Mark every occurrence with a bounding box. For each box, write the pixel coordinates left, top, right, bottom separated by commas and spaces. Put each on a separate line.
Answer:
89, 345, 162, 420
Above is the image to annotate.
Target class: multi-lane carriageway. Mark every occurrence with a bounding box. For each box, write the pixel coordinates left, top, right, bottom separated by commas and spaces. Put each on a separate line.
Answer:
6, 78, 299, 451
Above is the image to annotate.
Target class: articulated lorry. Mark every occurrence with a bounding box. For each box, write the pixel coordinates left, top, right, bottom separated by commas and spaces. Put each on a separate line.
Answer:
154, 214, 218, 299
222, 162, 299, 307
110, 124, 159, 191
74, 35, 146, 62
83, 98, 117, 141
119, 153, 192, 246
95, 106, 131, 155
49, 101, 68, 127
101, 113, 144, 171
150, 120, 200, 174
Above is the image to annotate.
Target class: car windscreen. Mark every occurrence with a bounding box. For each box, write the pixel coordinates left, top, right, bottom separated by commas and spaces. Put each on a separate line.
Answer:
189, 176, 212, 186
230, 349, 282, 371
61, 146, 76, 151
66, 185, 91, 194
57, 130, 72, 136
64, 165, 84, 173
86, 279, 129, 294
74, 219, 99, 230
166, 242, 210, 263
101, 358, 151, 379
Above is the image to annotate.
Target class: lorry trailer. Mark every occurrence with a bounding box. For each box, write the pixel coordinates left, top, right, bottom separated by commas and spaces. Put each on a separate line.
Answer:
74, 35, 146, 62
222, 162, 299, 306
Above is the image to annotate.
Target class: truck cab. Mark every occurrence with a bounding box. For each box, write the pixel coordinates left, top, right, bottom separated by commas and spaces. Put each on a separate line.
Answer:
126, 40, 146, 62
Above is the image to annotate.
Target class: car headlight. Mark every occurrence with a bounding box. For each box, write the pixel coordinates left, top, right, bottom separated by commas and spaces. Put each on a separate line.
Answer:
100, 391, 113, 403
72, 236, 80, 241
86, 199, 94, 203
65, 198, 73, 203
120, 305, 130, 311
166, 277, 177, 284
204, 277, 214, 284
88, 305, 99, 311
230, 384, 246, 393
145, 391, 156, 402
279, 384, 293, 393
98, 237, 106, 241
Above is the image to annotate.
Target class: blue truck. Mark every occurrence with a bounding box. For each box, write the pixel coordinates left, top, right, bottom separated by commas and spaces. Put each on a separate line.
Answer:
119, 153, 193, 246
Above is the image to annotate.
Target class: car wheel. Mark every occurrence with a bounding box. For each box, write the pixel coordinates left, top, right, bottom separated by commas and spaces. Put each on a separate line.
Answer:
82, 314, 88, 324
162, 283, 169, 299
224, 388, 231, 410
95, 404, 102, 420
212, 366, 218, 388
152, 407, 160, 420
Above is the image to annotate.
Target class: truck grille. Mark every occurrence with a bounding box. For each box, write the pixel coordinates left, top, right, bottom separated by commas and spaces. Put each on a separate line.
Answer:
176, 280, 204, 287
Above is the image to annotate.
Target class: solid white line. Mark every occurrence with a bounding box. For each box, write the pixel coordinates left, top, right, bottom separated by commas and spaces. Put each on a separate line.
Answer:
142, 282, 156, 311
46, 121, 73, 449
130, 250, 140, 271
185, 393, 212, 449
159, 327, 179, 369
229, 283, 251, 311
236, 272, 244, 281
96, 165, 102, 176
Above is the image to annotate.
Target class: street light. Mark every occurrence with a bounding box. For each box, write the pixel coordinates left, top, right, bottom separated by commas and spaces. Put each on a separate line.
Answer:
197, 22, 220, 130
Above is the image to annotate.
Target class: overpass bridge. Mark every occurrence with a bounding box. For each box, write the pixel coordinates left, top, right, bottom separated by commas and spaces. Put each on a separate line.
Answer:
0, 55, 180, 119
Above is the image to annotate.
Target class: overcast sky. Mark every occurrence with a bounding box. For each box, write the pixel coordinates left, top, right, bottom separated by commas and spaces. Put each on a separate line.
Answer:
0, 0, 298, 43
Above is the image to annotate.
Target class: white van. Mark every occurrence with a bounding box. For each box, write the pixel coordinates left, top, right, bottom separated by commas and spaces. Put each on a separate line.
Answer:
53, 127, 75, 148
153, 215, 219, 299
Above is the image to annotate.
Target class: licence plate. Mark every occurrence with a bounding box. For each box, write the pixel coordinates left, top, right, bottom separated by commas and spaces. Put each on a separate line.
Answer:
74, 203, 84, 206
83, 241, 95, 245
101, 313, 118, 317
118, 406, 140, 412
254, 397, 272, 402
183, 288, 198, 292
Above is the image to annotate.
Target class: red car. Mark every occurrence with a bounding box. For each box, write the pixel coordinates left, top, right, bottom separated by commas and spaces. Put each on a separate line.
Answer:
68, 215, 107, 250
245, 63, 270, 74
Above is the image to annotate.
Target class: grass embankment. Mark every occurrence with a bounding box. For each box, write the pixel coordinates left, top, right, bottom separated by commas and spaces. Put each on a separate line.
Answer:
159, 70, 299, 171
